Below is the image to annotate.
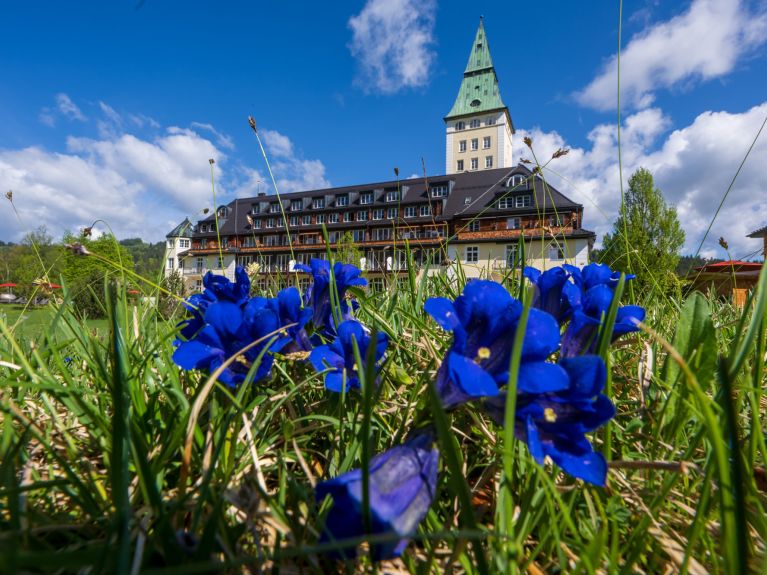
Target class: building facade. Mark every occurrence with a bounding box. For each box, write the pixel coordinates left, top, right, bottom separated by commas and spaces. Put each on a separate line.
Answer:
164, 19, 595, 290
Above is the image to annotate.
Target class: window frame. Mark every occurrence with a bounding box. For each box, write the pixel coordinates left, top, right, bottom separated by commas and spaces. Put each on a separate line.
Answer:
465, 246, 479, 263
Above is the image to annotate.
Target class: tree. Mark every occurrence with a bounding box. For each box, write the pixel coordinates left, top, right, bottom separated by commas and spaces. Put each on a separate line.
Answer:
61, 233, 134, 318
601, 167, 685, 294
335, 231, 363, 267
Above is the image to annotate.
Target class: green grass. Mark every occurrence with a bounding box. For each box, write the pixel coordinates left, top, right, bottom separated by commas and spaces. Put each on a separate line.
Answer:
0, 266, 765, 573
0, 304, 108, 338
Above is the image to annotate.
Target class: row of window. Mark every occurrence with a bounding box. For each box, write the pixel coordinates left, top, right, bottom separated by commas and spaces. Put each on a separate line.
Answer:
497, 195, 532, 209
463, 214, 565, 233
250, 206, 434, 229
455, 116, 497, 131
457, 156, 493, 171
458, 136, 491, 152
167, 238, 191, 248
463, 244, 565, 264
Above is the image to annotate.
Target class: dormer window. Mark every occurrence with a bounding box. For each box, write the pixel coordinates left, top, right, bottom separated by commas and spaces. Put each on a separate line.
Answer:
385, 190, 400, 202
515, 195, 532, 208
498, 197, 512, 209
507, 174, 526, 188
430, 185, 448, 198
270, 202, 280, 213
250, 204, 260, 214
336, 194, 349, 207
464, 197, 472, 205
290, 200, 302, 212
360, 192, 373, 205
312, 197, 325, 209
217, 207, 227, 218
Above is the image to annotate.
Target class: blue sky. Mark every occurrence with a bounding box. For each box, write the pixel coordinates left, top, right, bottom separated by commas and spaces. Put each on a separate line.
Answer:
1, 0, 766, 258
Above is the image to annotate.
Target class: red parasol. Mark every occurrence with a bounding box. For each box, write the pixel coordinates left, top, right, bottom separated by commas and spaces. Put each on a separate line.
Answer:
127, 289, 140, 294
0, 282, 17, 288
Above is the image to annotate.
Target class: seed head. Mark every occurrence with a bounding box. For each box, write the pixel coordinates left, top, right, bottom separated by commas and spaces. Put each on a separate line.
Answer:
394, 167, 399, 177
82, 226, 93, 238
208, 158, 215, 165
248, 116, 257, 133
718, 237, 729, 250
551, 148, 570, 159
64, 242, 91, 256
523, 136, 533, 149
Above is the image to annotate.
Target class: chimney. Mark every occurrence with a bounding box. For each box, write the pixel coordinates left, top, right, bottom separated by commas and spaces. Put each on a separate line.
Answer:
258, 192, 266, 197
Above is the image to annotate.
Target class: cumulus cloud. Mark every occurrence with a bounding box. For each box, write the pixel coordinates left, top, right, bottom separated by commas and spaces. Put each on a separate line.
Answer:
348, 0, 437, 93
0, 126, 227, 242
576, 0, 767, 110
235, 128, 330, 195
1, 119, 330, 243
516, 102, 767, 258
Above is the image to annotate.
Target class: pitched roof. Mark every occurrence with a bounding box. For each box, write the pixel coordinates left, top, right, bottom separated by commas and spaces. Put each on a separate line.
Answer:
445, 18, 508, 120
187, 164, 586, 239
441, 164, 582, 218
747, 224, 767, 238
166, 217, 193, 238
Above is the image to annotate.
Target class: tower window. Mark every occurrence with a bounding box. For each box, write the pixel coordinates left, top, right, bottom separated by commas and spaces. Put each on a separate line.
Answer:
483, 136, 491, 149
470, 99, 481, 107
485, 156, 493, 168
470, 119, 481, 128
455, 121, 465, 131
487, 116, 497, 125
470, 158, 478, 170
471, 138, 478, 151
457, 159, 464, 171
459, 140, 466, 152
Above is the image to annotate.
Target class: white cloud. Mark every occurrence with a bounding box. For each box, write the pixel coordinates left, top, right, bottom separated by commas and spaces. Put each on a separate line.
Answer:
0, 126, 227, 242
1, 120, 330, 243
191, 122, 235, 150
576, 0, 767, 111
348, 0, 437, 93
235, 128, 330, 195
55, 93, 86, 121
260, 129, 293, 158
516, 102, 767, 258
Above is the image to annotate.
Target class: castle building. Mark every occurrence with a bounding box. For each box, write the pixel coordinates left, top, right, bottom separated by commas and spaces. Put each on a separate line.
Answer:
165, 19, 594, 291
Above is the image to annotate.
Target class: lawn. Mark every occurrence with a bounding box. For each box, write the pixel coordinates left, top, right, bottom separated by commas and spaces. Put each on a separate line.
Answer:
0, 304, 109, 339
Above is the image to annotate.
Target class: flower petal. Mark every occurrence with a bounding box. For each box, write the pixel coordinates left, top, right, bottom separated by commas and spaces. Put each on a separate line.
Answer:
447, 351, 500, 399
515, 361, 569, 393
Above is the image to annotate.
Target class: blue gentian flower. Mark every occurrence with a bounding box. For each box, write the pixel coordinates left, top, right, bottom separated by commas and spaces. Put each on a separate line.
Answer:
560, 284, 645, 357
296, 259, 367, 333
523, 266, 581, 323
202, 265, 251, 305
484, 355, 615, 486
253, 287, 313, 353
178, 266, 251, 339
315, 432, 439, 560
173, 268, 290, 386
564, 262, 635, 292
309, 320, 388, 392
424, 280, 566, 409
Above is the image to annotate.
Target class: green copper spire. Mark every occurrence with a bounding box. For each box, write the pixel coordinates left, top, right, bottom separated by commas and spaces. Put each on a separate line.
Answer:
445, 17, 507, 119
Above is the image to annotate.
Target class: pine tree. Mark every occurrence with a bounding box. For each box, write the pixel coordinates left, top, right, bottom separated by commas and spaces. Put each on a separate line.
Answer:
601, 167, 685, 294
